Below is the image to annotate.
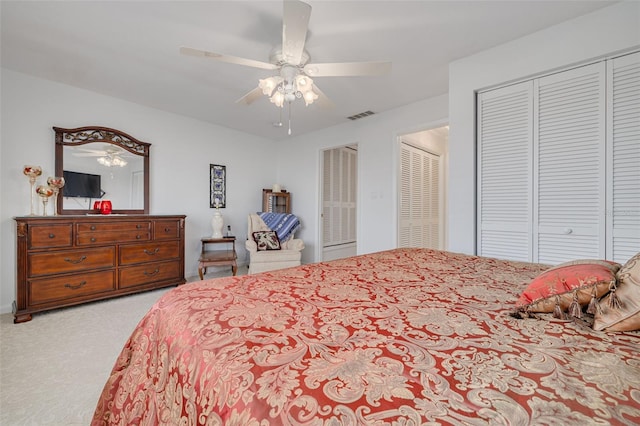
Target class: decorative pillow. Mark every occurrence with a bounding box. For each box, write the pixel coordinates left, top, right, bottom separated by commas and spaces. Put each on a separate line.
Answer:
594, 252, 640, 332
252, 231, 281, 251
515, 259, 620, 318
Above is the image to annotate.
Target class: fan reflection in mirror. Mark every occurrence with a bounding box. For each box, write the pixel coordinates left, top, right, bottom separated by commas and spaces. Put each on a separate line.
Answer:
97, 154, 127, 167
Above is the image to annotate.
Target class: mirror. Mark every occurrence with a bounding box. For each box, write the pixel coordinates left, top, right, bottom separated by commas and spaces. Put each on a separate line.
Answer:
54, 126, 150, 215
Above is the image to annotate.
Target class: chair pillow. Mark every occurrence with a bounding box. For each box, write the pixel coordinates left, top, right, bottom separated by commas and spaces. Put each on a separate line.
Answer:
593, 252, 640, 332
515, 259, 620, 317
252, 231, 281, 251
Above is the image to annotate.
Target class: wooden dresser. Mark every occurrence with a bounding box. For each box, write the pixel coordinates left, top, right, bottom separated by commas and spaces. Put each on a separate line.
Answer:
14, 215, 186, 323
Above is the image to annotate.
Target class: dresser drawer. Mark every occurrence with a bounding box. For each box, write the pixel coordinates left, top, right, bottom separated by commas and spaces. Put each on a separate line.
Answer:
28, 247, 115, 277
119, 241, 180, 265
119, 260, 181, 289
154, 220, 181, 240
76, 221, 151, 245
77, 221, 151, 233
29, 270, 116, 306
28, 224, 73, 249
77, 230, 151, 245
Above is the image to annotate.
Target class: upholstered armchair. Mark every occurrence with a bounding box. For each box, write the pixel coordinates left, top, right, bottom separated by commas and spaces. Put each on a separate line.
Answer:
246, 213, 304, 274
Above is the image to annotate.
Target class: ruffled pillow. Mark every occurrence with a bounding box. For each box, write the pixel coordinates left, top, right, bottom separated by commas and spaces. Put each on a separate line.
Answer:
515, 259, 620, 319
593, 252, 640, 332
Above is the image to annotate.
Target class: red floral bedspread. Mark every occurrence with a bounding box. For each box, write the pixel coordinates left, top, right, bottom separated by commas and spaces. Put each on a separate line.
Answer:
92, 248, 640, 425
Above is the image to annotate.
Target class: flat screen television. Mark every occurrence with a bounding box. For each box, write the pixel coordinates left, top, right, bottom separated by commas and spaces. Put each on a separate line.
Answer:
63, 170, 102, 198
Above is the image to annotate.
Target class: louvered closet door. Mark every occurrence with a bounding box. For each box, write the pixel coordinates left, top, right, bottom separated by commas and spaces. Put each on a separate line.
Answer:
534, 62, 606, 264
426, 153, 441, 249
322, 147, 357, 248
399, 146, 421, 247
398, 143, 441, 249
477, 82, 533, 261
608, 52, 640, 263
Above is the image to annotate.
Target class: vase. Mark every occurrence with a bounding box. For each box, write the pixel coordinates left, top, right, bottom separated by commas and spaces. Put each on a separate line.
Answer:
211, 210, 224, 238
23, 165, 42, 216
35, 184, 54, 216
47, 176, 65, 216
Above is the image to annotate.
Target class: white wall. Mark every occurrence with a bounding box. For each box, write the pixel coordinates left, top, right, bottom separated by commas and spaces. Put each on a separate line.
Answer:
274, 94, 449, 263
448, 1, 640, 255
0, 69, 277, 314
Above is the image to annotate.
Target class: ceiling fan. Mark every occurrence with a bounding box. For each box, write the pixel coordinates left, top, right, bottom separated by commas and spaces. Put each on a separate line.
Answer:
180, 0, 391, 133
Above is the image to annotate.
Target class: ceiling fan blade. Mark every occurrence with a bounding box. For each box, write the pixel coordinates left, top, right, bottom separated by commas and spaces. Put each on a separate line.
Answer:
304, 61, 392, 77
180, 47, 278, 71
312, 84, 334, 109
282, 0, 311, 66
236, 87, 265, 105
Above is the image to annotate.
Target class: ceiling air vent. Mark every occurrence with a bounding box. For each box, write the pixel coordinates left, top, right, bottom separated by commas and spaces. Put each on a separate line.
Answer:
347, 111, 375, 121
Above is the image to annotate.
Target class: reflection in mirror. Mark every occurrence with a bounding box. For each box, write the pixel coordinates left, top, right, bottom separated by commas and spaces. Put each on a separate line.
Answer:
62, 142, 144, 210
54, 127, 150, 215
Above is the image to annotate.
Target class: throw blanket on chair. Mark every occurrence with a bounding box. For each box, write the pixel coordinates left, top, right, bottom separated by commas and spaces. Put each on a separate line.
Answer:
258, 212, 301, 242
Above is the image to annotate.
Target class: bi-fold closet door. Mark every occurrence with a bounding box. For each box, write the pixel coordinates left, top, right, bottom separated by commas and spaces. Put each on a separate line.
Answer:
478, 51, 640, 265
398, 143, 442, 249
608, 52, 640, 262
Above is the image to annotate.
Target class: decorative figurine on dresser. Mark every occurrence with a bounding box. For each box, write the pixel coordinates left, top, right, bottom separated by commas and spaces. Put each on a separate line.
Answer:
13, 126, 186, 323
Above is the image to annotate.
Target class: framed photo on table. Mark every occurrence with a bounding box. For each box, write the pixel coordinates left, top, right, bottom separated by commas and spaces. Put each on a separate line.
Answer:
209, 164, 226, 208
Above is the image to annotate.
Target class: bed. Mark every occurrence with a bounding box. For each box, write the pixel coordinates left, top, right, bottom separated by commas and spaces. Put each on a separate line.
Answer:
92, 248, 640, 425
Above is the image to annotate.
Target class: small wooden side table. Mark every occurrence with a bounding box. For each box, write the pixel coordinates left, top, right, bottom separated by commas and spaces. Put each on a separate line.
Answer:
198, 236, 237, 280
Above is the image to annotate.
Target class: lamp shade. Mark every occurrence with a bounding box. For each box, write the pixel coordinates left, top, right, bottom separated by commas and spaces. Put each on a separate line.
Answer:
270, 91, 285, 108
259, 76, 282, 96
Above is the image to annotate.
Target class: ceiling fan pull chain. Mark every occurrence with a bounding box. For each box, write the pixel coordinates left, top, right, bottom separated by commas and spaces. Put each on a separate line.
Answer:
288, 103, 292, 135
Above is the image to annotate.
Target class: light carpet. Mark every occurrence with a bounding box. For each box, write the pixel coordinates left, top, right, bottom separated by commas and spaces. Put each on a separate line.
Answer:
0, 267, 245, 425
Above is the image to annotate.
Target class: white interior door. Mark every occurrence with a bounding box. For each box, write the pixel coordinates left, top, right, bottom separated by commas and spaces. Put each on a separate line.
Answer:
321, 145, 357, 261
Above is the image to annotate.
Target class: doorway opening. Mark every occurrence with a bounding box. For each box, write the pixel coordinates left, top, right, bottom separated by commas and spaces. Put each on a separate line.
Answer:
398, 126, 448, 249
320, 144, 358, 261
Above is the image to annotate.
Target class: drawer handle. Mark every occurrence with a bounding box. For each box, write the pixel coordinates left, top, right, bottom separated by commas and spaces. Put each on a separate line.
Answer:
91, 237, 97, 242
64, 281, 87, 290
136, 235, 142, 240
90, 225, 96, 230
144, 268, 160, 276
164, 227, 171, 233
144, 248, 160, 256
48, 233, 55, 239
64, 256, 87, 264
136, 224, 142, 229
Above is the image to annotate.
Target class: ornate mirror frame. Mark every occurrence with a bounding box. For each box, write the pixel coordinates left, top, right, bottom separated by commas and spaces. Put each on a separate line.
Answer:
54, 126, 150, 215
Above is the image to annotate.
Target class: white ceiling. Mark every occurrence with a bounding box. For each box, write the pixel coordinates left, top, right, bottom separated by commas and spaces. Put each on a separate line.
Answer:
1, 1, 615, 141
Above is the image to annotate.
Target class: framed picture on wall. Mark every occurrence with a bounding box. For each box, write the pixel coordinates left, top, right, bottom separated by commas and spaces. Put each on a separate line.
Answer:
210, 164, 226, 208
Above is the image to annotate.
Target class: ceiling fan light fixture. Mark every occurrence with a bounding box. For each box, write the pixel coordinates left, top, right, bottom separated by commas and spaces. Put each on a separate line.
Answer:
295, 74, 310, 89
97, 155, 127, 167
261, 69, 318, 108
270, 91, 285, 108
303, 90, 318, 106
259, 76, 281, 96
